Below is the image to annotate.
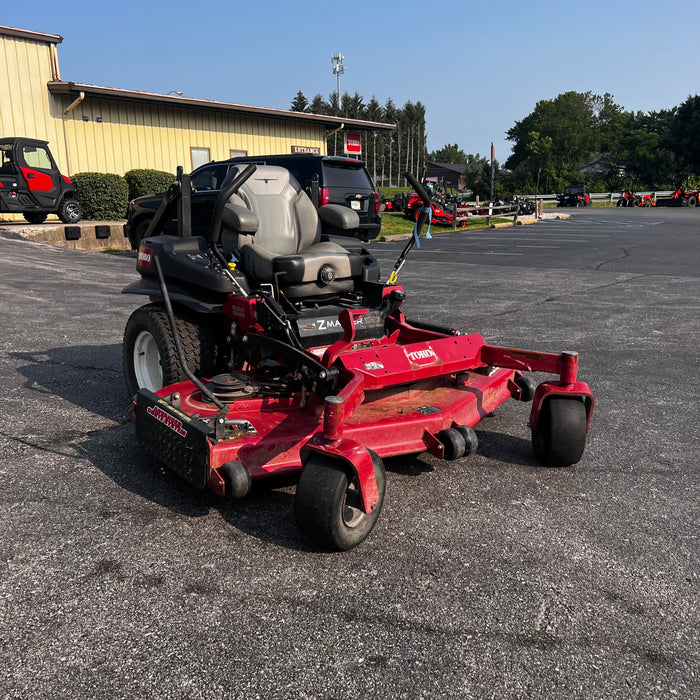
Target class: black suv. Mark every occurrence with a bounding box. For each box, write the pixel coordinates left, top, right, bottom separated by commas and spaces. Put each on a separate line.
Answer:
556, 184, 591, 207
125, 154, 381, 248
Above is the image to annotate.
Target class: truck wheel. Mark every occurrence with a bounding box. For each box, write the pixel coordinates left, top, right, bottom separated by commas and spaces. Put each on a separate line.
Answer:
294, 451, 386, 551
24, 211, 48, 224
123, 302, 229, 396
58, 197, 83, 224
532, 396, 587, 467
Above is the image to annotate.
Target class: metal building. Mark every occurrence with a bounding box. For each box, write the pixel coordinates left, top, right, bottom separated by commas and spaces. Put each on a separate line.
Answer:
0, 24, 392, 178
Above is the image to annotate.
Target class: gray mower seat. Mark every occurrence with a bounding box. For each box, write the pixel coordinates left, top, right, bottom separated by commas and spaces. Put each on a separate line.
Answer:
222, 165, 364, 300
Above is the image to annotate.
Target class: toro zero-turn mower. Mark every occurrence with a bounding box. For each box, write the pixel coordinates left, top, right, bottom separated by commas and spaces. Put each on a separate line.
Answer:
123, 164, 594, 551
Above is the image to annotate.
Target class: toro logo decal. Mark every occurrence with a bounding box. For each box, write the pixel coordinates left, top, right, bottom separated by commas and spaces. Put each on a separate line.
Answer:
137, 247, 153, 268
147, 405, 187, 437
405, 347, 438, 366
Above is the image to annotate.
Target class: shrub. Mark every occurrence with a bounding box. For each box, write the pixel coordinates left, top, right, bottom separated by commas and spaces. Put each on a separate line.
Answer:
124, 168, 176, 202
72, 172, 129, 220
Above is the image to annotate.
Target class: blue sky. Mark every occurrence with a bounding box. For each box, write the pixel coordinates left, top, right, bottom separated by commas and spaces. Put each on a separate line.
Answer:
4, 1, 699, 163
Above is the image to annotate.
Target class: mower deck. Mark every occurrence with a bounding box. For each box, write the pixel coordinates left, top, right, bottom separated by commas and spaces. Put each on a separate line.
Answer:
133, 320, 592, 515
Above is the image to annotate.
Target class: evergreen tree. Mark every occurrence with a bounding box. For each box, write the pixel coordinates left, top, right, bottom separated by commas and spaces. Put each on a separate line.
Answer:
308, 93, 328, 115
290, 91, 309, 112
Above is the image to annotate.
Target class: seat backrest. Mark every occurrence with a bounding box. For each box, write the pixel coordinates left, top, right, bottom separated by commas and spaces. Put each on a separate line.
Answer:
229, 165, 321, 255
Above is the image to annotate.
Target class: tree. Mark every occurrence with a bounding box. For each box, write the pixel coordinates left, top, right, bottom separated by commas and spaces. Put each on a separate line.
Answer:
308, 93, 328, 115
290, 91, 309, 113
383, 98, 399, 186
461, 154, 493, 200
670, 95, 700, 176
429, 144, 467, 163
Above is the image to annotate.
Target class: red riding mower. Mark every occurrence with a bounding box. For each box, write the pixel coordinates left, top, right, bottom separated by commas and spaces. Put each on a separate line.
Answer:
123, 165, 594, 550
403, 182, 470, 227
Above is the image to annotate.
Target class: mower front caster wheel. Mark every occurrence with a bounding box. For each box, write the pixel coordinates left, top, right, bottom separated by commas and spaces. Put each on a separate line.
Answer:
532, 396, 587, 467
294, 451, 386, 551
437, 426, 478, 460
514, 375, 537, 402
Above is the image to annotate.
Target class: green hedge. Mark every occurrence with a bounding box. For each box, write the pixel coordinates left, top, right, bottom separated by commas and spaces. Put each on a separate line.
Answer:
124, 168, 176, 202
72, 172, 129, 221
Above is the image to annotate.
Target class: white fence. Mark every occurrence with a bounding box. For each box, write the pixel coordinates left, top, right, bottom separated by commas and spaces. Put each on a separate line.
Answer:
532, 190, 673, 203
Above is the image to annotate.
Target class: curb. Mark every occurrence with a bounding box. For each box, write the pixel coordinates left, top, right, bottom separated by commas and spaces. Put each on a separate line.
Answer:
0, 221, 130, 251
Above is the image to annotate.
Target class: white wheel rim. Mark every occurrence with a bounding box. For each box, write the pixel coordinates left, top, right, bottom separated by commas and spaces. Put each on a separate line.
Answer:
133, 329, 163, 391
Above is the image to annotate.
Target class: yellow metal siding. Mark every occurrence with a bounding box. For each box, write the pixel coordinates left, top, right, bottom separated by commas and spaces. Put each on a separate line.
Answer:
0, 34, 65, 165
1, 30, 329, 197
59, 97, 327, 175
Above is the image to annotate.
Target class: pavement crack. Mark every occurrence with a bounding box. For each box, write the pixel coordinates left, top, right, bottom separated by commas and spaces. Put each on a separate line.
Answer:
596, 247, 630, 270
11, 350, 122, 376
468, 273, 649, 323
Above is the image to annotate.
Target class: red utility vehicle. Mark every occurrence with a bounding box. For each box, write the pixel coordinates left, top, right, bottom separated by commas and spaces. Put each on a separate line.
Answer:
617, 190, 655, 207
0, 137, 82, 223
123, 166, 594, 550
670, 188, 698, 207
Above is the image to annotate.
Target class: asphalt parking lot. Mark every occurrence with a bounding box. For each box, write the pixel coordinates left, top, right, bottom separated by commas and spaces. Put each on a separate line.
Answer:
0, 207, 698, 699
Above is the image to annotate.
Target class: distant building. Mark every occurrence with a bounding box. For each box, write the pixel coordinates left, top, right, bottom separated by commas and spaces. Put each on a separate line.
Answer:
0, 24, 393, 179
579, 153, 626, 178
424, 162, 473, 190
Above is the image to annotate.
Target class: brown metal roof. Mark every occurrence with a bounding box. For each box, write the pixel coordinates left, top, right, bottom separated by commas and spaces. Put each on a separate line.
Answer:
47, 81, 395, 132
0, 25, 63, 44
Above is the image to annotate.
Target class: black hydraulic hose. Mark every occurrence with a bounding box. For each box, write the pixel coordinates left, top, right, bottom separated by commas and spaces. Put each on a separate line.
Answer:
406, 171, 432, 208
209, 163, 257, 245
153, 255, 228, 412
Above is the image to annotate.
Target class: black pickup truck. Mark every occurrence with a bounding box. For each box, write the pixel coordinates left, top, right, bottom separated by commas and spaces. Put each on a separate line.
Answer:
0, 137, 82, 223
124, 154, 381, 248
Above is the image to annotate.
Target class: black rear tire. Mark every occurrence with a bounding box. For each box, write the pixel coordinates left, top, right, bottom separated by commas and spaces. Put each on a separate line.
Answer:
532, 396, 587, 467
294, 451, 386, 551
123, 302, 229, 397
23, 211, 48, 224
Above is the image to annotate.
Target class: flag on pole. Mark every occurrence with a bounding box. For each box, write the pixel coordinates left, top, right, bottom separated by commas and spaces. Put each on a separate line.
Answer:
490, 142, 495, 201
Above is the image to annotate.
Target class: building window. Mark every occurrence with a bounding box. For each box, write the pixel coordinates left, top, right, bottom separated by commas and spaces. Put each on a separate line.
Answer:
230, 149, 247, 158
190, 147, 210, 170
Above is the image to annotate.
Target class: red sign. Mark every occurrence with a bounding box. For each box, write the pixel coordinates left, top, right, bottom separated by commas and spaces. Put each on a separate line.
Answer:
344, 132, 362, 155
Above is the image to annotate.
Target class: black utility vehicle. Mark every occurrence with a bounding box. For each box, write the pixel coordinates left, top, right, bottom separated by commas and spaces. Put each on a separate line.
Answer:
125, 154, 381, 248
556, 185, 591, 207
0, 137, 82, 223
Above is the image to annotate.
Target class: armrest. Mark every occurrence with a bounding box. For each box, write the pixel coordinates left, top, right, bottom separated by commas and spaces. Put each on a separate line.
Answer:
222, 202, 258, 234
318, 204, 360, 230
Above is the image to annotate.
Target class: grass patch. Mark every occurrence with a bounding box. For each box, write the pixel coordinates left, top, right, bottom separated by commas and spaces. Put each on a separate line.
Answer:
377, 211, 509, 239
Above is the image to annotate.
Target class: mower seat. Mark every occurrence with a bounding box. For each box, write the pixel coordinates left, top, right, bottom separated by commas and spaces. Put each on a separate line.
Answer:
221, 165, 368, 300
